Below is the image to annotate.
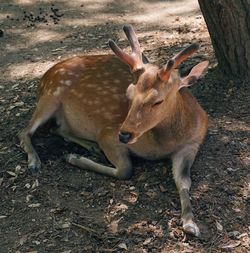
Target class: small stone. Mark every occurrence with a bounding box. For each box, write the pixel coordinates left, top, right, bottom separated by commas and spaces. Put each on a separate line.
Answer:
61, 222, 71, 228
215, 220, 223, 231
25, 183, 31, 189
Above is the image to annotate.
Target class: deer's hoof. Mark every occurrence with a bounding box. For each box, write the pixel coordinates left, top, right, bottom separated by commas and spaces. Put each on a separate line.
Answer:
64, 153, 71, 162
183, 221, 200, 237
28, 163, 41, 174
64, 153, 80, 163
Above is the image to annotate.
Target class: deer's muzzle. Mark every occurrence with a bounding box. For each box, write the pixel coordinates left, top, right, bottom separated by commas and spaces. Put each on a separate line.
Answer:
119, 131, 133, 144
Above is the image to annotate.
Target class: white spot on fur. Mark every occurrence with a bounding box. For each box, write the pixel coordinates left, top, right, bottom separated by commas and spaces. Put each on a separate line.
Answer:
86, 84, 94, 88
53, 86, 65, 97
59, 68, 65, 74
114, 79, 121, 84
94, 109, 101, 114
112, 94, 121, 100
83, 75, 91, 80
64, 80, 72, 86
59, 80, 72, 86
70, 89, 78, 95
103, 112, 114, 120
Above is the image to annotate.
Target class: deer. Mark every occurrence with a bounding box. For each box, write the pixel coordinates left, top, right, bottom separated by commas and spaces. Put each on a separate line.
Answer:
19, 24, 209, 237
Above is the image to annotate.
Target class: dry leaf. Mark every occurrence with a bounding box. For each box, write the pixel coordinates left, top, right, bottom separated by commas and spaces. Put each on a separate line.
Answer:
32, 179, 39, 189
159, 184, 167, 192
61, 222, 71, 229
237, 232, 248, 239
28, 203, 41, 208
108, 218, 122, 234
228, 230, 240, 238
215, 220, 223, 231
220, 241, 241, 249
118, 242, 128, 250
19, 235, 28, 246
26, 195, 33, 203
33, 241, 41, 246
6, 171, 17, 177
143, 237, 152, 245
25, 183, 31, 189
145, 189, 157, 198
15, 165, 21, 173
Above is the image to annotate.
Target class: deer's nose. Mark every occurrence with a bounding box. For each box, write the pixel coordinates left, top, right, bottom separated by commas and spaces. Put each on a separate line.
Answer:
119, 131, 132, 143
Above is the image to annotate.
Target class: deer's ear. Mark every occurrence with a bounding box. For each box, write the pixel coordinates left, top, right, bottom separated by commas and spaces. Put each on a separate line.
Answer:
179, 61, 209, 89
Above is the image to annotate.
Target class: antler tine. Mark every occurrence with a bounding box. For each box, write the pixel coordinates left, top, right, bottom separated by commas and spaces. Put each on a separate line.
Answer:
172, 43, 199, 68
158, 59, 175, 81
123, 24, 141, 57
158, 44, 199, 81
108, 40, 134, 67
109, 25, 144, 72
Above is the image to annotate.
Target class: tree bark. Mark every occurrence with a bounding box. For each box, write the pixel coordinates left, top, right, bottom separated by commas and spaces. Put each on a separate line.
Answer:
198, 0, 250, 77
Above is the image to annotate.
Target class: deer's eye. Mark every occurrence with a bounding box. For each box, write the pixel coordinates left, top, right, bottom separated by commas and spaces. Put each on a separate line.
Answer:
152, 100, 164, 107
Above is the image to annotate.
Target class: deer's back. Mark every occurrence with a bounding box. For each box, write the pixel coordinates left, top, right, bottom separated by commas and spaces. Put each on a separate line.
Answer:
38, 55, 133, 140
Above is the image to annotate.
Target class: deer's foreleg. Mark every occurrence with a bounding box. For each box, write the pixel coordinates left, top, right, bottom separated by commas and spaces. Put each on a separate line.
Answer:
65, 128, 133, 179
51, 127, 102, 156
171, 143, 200, 237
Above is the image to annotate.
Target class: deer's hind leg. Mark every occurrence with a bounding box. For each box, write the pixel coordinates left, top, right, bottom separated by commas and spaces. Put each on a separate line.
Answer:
19, 96, 60, 173
171, 143, 200, 237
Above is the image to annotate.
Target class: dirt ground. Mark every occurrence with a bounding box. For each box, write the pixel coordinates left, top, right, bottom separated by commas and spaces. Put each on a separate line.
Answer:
0, 0, 249, 252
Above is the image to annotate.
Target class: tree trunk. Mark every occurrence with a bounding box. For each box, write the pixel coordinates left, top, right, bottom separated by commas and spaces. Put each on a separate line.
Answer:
198, 0, 250, 77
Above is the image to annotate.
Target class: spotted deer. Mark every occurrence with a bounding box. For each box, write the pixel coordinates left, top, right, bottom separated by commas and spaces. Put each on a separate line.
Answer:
19, 25, 209, 236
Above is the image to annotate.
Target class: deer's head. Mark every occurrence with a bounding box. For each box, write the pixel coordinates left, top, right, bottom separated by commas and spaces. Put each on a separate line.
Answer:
109, 25, 208, 144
